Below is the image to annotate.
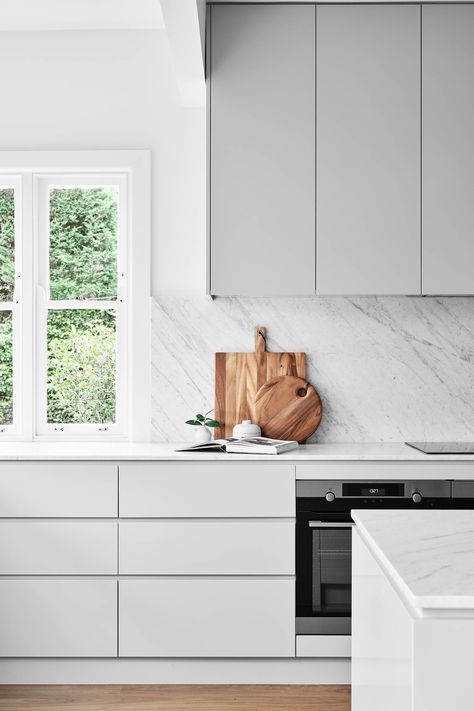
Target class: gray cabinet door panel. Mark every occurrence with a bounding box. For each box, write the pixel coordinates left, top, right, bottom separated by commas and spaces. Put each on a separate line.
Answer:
210, 4, 315, 296
316, 5, 421, 295
422, 5, 474, 295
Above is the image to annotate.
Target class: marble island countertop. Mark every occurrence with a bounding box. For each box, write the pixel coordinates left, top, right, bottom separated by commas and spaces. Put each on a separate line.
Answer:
0, 441, 474, 461
353, 509, 474, 613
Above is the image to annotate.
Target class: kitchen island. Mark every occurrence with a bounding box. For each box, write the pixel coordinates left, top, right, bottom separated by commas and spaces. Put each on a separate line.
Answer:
352, 509, 474, 711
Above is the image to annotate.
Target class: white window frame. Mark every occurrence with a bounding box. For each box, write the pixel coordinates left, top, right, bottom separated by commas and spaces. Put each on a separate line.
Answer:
35, 173, 128, 438
0, 151, 151, 442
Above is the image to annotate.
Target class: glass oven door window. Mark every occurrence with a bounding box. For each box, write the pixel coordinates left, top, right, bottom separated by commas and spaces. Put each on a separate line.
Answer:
311, 527, 351, 617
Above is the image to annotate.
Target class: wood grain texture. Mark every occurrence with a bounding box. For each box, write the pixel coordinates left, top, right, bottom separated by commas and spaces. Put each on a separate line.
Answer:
215, 328, 306, 439
252, 375, 322, 443
0, 684, 351, 710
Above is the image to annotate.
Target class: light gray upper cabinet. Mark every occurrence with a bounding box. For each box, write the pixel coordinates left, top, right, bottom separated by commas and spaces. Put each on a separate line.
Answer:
316, 5, 421, 295
209, 3, 473, 297
422, 5, 474, 295
209, 4, 316, 296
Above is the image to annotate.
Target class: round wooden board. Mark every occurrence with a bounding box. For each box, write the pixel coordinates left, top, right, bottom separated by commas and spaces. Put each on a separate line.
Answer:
251, 375, 322, 443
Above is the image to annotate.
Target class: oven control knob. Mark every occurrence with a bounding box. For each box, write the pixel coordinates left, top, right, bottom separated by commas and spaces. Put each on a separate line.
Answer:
325, 491, 336, 502
412, 492, 422, 504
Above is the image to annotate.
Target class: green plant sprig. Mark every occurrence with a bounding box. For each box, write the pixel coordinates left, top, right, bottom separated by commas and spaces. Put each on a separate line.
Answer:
186, 409, 220, 428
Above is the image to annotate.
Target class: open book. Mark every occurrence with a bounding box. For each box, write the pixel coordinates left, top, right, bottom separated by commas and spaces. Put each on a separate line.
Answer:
176, 437, 299, 455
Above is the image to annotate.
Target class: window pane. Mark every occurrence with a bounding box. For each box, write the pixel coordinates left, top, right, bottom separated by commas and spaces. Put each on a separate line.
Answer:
49, 187, 118, 300
47, 310, 116, 424
0, 189, 15, 301
0, 311, 13, 425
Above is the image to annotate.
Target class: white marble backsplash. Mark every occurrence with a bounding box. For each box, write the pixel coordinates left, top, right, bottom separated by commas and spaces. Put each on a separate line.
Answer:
151, 295, 474, 443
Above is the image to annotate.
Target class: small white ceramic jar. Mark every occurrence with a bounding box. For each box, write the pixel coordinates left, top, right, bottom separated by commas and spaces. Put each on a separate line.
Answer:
232, 420, 262, 439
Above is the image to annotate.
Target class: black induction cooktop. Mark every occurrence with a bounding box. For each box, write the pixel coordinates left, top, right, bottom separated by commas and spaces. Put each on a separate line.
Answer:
406, 442, 474, 454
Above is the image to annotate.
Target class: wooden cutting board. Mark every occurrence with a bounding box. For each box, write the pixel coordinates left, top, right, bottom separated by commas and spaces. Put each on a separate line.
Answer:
252, 375, 322, 443
215, 327, 306, 439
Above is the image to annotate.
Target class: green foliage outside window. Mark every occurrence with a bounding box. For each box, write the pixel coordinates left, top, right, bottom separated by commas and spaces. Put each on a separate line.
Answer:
0, 312, 13, 424
0, 189, 14, 301
47, 188, 118, 424
49, 187, 117, 300
0, 187, 118, 427
0, 188, 15, 424
47, 310, 116, 424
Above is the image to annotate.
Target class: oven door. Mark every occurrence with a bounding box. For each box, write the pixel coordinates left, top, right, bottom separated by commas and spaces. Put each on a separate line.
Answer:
296, 511, 353, 635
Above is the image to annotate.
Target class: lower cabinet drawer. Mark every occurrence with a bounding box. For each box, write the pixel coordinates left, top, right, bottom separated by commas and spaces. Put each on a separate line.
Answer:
0, 464, 117, 517
0, 521, 117, 574
119, 464, 295, 518
0, 580, 117, 657
119, 578, 295, 657
119, 520, 294, 575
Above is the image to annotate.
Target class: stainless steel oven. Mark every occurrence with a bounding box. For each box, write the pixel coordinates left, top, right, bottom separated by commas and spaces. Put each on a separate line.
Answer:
296, 480, 452, 636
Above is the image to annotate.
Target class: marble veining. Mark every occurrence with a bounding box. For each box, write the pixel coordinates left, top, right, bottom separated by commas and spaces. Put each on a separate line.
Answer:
352, 510, 474, 610
151, 295, 474, 443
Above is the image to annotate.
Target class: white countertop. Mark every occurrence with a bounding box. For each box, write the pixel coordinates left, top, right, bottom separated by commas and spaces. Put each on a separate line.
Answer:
353, 509, 474, 613
0, 441, 474, 461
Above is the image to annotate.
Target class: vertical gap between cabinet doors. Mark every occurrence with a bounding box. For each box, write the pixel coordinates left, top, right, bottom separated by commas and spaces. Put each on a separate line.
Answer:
420, 3, 423, 295
116, 578, 120, 658
314, 3, 317, 295
117, 465, 120, 519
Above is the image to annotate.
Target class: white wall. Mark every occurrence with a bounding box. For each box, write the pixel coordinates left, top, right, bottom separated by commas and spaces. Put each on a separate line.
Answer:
0, 29, 206, 294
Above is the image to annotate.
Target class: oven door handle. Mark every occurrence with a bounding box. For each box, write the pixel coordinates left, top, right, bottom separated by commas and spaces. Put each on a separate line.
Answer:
308, 521, 355, 528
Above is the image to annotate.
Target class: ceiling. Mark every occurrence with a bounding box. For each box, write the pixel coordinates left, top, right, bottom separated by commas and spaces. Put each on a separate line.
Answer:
0, 0, 164, 31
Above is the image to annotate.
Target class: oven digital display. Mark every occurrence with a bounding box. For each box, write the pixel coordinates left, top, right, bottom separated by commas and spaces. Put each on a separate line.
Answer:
342, 483, 405, 497
361, 487, 385, 496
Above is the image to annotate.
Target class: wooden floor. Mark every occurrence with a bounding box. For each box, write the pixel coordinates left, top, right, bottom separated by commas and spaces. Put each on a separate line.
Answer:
0, 685, 351, 711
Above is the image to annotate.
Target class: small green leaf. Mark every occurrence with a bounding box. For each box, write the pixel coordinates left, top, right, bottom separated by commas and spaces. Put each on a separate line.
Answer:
205, 419, 220, 427
185, 419, 200, 426
196, 414, 205, 422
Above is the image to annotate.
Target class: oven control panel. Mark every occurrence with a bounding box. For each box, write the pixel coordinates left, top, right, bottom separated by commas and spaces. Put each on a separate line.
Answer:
297, 479, 451, 503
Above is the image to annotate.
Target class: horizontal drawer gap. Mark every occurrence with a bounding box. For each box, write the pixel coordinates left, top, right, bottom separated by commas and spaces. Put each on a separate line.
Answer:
0, 656, 120, 660
0, 517, 118, 522
0, 575, 296, 581
119, 517, 295, 523
0, 517, 295, 523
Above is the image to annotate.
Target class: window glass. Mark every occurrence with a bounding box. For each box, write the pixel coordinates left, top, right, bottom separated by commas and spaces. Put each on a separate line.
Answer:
47, 309, 116, 424
0, 311, 13, 425
49, 187, 118, 300
0, 189, 15, 301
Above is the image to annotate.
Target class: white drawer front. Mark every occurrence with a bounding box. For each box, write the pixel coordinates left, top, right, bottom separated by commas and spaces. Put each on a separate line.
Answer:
0, 580, 117, 657
119, 464, 295, 518
0, 464, 117, 517
119, 578, 295, 658
119, 520, 294, 575
0, 522, 117, 575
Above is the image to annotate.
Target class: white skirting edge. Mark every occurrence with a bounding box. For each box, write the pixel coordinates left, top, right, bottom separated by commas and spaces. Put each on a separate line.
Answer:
0, 659, 351, 685
296, 635, 352, 658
